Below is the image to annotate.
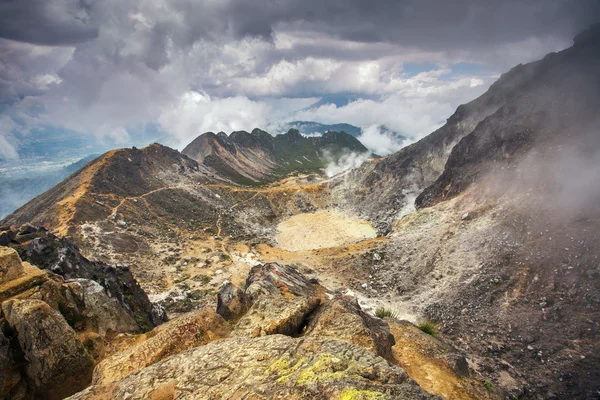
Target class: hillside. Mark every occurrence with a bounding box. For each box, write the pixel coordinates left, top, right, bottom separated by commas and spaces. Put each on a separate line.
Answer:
182, 128, 369, 184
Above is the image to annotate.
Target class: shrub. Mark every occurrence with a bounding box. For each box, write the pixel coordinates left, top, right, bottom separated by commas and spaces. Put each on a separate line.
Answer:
417, 318, 439, 336
483, 379, 494, 393
375, 307, 397, 319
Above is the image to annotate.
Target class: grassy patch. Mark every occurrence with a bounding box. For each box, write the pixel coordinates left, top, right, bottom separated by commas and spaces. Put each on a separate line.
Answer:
375, 307, 397, 319
417, 318, 439, 336
483, 379, 494, 393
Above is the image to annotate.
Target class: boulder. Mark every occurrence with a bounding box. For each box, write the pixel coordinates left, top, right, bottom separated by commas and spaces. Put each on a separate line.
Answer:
304, 294, 396, 360
68, 335, 437, 400
389, 320, 487, 399
216, 280, 247, 322
92, 309, 231, 384
0, 247, 24, 284
66, 279, 139, 335
232, 263, 326, 338
2, 299, 94, 400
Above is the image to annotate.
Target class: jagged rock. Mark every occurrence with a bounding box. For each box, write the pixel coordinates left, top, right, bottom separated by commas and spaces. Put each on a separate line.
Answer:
66, 279, 139, 335
216, 280, 247, 322
244, 262, 325, 301
232, 263, 326, 337
2, 299, 94, 400
92, 309, 231, 384
69, 335, 437, 400
8, 231, 166, 330
0, 247, 24, 284
18, 224, 37, 235
304, 293, 396, 360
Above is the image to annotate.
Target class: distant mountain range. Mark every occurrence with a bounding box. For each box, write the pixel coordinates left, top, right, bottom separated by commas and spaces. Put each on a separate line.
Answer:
182, 128, 369, 184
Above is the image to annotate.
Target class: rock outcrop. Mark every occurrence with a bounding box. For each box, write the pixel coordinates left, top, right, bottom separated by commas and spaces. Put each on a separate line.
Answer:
67, 264, 439, 399
5, 227, 166, 330
92, 309, 231, 384
2, 299, 94, 400
0, 247, 24, 283
304, 293, 395, 360
225, 263, 326, 338
0, 247, 149, 399
69, 335, 436, 400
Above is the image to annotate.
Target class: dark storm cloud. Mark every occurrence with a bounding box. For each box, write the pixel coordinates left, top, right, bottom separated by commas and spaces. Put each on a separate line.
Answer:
3, 0, 599, 49
223, 0, 600, 50
0, 0, 98, 45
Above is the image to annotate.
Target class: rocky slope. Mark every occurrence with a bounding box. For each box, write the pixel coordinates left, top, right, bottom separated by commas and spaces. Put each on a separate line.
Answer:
182, 128, 369, 184
322, 25, 600, 399
68, 263, 485, 400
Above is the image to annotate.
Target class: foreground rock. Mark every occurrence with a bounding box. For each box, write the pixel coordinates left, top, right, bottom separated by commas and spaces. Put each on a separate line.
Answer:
69, 335, 437, 400
0, 246, 150, 398
227, 263, 327, 338
304, 293, 395, 360
5, 227, 166, 330
93, 310, 231, 384
3, 299, 94, 400
389, 320, 490, 400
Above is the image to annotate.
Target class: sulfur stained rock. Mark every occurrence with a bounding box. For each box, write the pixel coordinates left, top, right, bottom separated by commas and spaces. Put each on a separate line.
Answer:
68, 335, 438, 400
304, 294, 396, 360
92, 309, 231, 384
2, 299, 94, 400
389, 320, 488, 400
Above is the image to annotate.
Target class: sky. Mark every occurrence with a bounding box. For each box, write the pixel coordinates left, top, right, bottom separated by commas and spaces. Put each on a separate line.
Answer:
1, 0, 599, 159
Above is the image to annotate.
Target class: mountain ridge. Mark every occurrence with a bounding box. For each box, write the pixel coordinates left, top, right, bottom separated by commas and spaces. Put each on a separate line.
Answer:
182, 128, 369, 184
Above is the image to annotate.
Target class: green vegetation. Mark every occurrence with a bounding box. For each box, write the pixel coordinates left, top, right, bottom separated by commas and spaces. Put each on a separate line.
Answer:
375, 307, 397, 319
417, 318, 439, 336
483, 379, 494, 393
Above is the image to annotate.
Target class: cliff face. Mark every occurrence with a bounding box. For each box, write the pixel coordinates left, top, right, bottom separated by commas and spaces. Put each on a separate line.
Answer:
416, 28, 600, 208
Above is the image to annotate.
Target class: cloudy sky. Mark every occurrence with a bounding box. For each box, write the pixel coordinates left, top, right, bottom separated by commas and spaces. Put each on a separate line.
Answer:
1, 0, 599, 159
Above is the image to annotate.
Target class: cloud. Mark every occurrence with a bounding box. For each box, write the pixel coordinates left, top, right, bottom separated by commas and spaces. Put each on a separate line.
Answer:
292, 72, 488, 141
357, 126, 410, 156
0, 0, 98, 45
0, 0, 598, 157
157, 91, 272, 149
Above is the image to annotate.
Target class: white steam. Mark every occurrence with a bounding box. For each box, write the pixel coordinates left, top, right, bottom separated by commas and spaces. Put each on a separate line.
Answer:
357, 125, 411, 156
325, 151, 370, 178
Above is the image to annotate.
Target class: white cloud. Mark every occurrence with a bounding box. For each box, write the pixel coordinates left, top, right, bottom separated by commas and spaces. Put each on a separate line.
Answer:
157, 91, 272, 149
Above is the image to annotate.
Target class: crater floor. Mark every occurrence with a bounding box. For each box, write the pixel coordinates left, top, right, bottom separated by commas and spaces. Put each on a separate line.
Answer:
275, 209, 377, 251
